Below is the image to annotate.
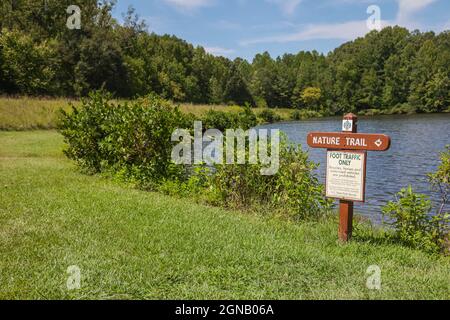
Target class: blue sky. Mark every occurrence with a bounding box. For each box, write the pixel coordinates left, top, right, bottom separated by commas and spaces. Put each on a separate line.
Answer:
112, 0, 450, 61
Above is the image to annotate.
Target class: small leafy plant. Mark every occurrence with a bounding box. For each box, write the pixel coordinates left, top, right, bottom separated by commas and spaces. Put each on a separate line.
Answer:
429, 145, 450, 219
382, 146, 450, 254
382, 187, 449, 254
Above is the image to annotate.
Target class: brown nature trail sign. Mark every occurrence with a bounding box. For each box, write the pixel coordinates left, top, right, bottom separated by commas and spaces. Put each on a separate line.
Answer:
307, 132, 391, 151
307, 113, 391, 242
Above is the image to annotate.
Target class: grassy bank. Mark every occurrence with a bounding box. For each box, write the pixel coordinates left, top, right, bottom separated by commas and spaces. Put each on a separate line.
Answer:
3, 97, 447, 131
0, 97, 78, 130
0, 97, 295, 130
0, 130, 449, 299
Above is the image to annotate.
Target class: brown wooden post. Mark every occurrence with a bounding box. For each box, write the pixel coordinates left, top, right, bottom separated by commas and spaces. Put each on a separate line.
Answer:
339, 200, 354, 241
339, 113, 357, 242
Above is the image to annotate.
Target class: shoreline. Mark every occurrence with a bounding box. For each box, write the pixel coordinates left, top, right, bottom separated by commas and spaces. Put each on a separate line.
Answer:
1, 96, 449, 131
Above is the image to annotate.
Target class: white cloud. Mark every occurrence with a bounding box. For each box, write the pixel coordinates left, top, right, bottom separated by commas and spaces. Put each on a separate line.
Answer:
241, 20, 391, 45
396, 0, 436, 22
241, 0, 444, 46
204, 46, 236, 57
164, 0, 214, 10
266, 0, 302, 15
396, 0, 437, 27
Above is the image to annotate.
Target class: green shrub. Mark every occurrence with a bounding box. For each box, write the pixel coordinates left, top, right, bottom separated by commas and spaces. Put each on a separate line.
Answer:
291, 109, 322, 120
254, 96, 268, 109
429, 145, 450, 194
382, 186, 449, 254
205, 135, 332, 220
382, 147, 450, 254
428, 145, 450, 253
59, 92, 115, 172
291, 110, 301, 120
238, 104, 258, 129
158, 166, 212, 199
258, 108, 281, 123
202, 104, 257, 131
59, 91, 189, 188
202, 109, 237, 131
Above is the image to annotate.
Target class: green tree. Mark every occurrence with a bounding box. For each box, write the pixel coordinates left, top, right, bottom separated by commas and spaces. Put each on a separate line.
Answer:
423, 70, 450, 112
300, 87, 322, 110
0, 29, 58, 94
224, 59, 253, 105
250, 52, 276, 107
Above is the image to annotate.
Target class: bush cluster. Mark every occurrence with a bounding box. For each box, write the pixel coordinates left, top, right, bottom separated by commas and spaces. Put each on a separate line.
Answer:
59, 92, 330, 220
382, 146, 450, 254
202, 104, 257, 131
258, 109, 281, 124
205, 136, 332, 219
291, 109, 323, 120
59, 92, 189, 188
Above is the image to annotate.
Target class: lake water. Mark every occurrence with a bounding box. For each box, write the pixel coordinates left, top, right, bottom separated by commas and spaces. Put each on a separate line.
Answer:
259, 113, 450, 222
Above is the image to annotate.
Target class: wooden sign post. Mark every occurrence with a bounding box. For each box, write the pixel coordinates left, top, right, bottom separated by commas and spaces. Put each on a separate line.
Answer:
307, 113, 391, 242
339, 113, 357, 242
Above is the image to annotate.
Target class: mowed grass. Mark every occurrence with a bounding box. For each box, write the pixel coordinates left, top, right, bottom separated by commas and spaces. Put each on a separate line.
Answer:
0, 131, 449, 300
0, 97, 295, 130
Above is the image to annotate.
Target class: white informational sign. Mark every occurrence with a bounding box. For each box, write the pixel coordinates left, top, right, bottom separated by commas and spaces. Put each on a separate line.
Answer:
326, 150, 366, 202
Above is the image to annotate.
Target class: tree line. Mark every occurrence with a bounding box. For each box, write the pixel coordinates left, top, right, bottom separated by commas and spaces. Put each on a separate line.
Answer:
0, 0, 449, 114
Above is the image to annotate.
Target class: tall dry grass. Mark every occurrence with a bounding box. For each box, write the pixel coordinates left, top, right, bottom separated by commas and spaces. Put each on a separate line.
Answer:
0, 97, 77, 130
0, 97, 295, 130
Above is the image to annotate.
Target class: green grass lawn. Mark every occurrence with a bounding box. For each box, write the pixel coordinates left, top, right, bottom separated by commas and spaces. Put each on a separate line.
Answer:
0, 131, 449, 299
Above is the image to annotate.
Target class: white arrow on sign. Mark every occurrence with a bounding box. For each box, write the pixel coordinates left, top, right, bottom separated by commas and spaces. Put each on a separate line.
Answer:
374, 139, 383, 147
